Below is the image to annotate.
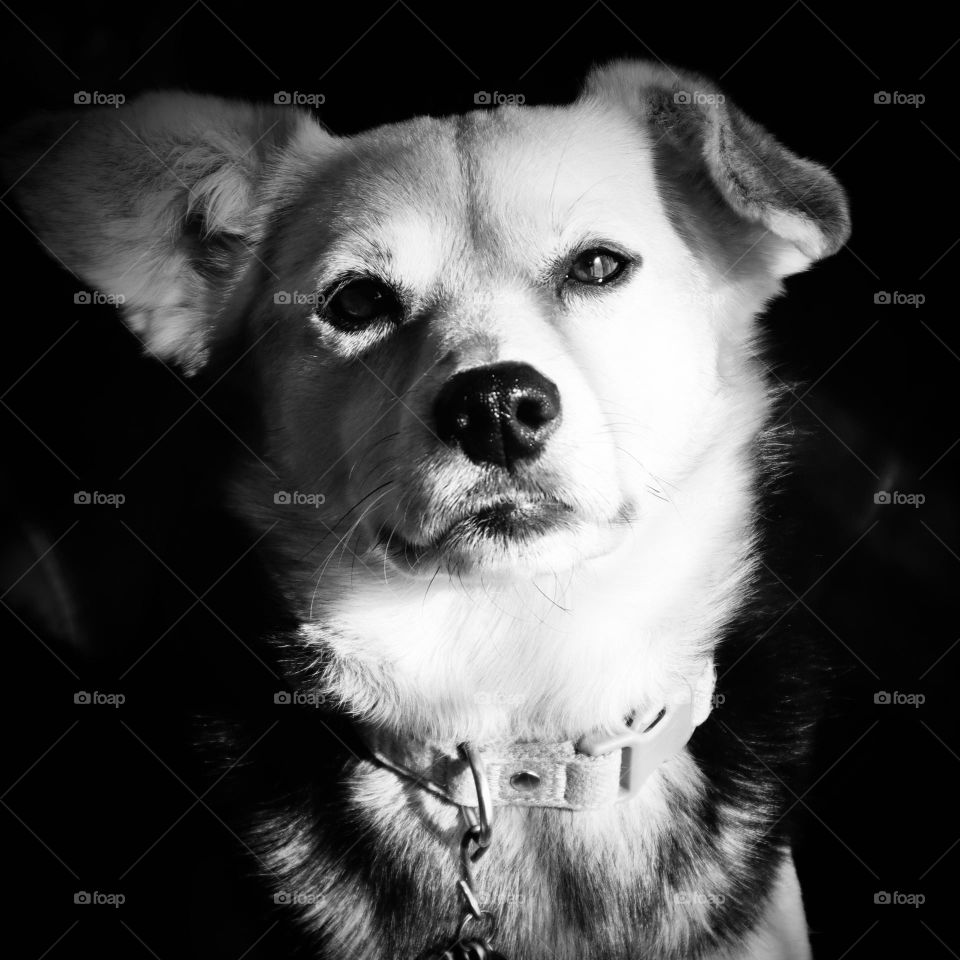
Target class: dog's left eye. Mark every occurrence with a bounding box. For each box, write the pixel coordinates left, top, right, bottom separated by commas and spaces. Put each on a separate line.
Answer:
325, 278, 400, 331
567, 248, 628, 285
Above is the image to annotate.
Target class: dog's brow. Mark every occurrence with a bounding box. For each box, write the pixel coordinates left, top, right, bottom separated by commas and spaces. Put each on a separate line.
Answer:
316, 226, 394, 281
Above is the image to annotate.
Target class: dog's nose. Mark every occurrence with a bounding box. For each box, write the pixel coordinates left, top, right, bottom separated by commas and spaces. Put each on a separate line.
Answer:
434, 361, 562, 469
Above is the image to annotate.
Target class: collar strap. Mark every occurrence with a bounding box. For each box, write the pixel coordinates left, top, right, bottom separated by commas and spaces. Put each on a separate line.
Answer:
359, 661, 715, 811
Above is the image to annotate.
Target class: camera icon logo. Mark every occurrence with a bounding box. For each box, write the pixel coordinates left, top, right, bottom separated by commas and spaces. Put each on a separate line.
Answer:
274, 691, 292, 705
874, 491, 891, 505
273, 891, 291, 904
874, 291, 891, 304
74, 92, 92, 105
874, 691, 892, 704
74, 891, 92, 904
474, 91, 491, 105
74, 691, 92, 704
674, 90, 692, 104
874, 891, 891, 904
874, 92, 892, 104
274, 92, 292, 105
274, 491, 292, 505
74, 491, 92, 505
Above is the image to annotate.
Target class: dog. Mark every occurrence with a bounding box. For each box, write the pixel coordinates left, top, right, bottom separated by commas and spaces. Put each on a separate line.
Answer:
4, 58, 848, 959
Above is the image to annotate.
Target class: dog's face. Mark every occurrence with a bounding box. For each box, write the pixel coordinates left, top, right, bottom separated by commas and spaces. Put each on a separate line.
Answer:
4, 61, 848, 729
256, 102, 736, 580
238, 71, 848, 595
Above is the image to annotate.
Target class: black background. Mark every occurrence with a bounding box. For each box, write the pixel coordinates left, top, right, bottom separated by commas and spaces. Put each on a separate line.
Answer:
0, 1, 956, 957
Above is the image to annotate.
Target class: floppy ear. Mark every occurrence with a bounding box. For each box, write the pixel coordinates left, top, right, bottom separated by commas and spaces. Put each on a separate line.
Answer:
1, 93, 327, 371
581, 60, 850, 278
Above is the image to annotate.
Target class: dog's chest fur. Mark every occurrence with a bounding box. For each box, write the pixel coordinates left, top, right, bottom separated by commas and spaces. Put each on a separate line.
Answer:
260, 761, 738, 958
235, 600, 814, 960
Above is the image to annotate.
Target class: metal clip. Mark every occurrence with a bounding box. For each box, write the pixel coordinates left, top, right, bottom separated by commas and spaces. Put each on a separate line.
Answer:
459, 742, 493, 851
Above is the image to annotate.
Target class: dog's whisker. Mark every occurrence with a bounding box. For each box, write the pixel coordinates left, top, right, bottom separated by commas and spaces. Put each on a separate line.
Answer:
298, 478, 397, 563
347, 431, 400, 483
532, 578, 572, 614
421, 561, 443, 609
335, 483, 396, 571
309, 486, 394, 618
357, 454, 400, 492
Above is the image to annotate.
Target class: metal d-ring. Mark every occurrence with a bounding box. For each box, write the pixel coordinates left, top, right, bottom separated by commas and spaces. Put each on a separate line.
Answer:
456, 908, 497, 943
459, 742, 493, 852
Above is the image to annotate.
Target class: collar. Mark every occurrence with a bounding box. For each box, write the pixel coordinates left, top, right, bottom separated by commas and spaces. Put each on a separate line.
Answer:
357, 661, 716, 812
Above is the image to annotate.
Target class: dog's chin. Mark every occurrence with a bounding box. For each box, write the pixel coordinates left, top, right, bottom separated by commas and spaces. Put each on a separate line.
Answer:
377, 501, 631, 577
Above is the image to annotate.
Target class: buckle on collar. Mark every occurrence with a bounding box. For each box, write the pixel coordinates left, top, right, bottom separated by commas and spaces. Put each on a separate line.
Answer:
575, 698, 696, 802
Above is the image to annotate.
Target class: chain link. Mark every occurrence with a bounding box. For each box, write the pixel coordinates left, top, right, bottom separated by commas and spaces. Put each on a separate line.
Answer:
422, 742, 507, 958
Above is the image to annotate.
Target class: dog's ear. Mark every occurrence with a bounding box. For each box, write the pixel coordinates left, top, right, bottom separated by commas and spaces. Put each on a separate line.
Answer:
581, 60, 850, 278
1, 93, 330, 371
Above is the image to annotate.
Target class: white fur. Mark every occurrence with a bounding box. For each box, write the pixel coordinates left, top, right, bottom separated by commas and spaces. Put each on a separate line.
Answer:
270, 103, 780, 747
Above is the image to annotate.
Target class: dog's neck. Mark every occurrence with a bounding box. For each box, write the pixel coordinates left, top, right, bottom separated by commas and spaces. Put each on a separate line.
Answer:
292, 441, 759, 744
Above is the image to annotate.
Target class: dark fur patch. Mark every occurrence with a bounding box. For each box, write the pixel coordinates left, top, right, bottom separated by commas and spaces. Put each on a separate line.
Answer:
650, 135, 773, 280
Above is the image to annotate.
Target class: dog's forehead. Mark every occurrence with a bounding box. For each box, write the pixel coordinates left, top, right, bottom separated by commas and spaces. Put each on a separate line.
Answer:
287, 103, 670, 285
454, 103, 666, 238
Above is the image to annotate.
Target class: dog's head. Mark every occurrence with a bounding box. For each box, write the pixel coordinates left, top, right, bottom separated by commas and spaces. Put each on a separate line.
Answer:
4, 61, 848, 628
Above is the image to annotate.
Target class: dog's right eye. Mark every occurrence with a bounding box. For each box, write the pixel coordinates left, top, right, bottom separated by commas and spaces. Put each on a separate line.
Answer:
325, 278, 400, 331
567, 248, 629, 286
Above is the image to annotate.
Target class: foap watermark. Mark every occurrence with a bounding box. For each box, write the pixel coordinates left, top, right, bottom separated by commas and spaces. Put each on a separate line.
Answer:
74, 91, 126, 108
874, 291, 925, 307
274, 290, 324, 307
674, 891, 726, 906
694, 689, 726, 714
74, 690, 126, 707
474, 91, 525, 106
74, 290, 126, 306
874, 91, 925, 107
473, 690, 526, 707
74, 891, 125, 907
670, 288, 728, 311
74, 491, 126, 508
273, 890, 327, 906
274, 91, 326, 107
874, 891, 925, 907
874, 491, 925, 508
274, 690, 327, 707
674, 90, 725, 106
874, 691, 925, 708
477, 878, 525, 905
274, 491, 326, 508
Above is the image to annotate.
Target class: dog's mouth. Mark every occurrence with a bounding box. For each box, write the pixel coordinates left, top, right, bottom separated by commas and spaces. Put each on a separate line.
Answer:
379, 498, 577, 568
376, 498, 634, 574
